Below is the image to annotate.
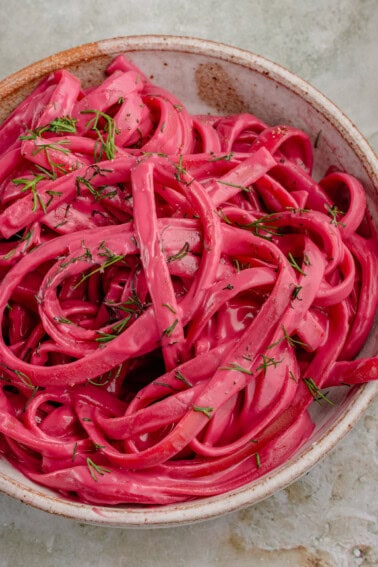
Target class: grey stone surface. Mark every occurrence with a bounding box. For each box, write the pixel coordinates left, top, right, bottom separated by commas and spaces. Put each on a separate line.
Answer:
0, 1, 377, 566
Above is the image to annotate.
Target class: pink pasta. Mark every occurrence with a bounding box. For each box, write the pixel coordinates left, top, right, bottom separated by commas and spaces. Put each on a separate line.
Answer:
0, 55, 377, 505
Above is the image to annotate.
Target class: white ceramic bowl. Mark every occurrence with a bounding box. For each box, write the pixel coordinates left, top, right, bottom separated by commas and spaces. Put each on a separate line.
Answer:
0, 36, 377, 527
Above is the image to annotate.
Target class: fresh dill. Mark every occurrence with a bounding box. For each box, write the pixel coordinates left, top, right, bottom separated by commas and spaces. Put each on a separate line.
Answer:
81, 109, 119, 161
220, 362, 253, 375
174, 154, 186, 182
162, 303, 177, 314
86, 458, 111, 482
209, 153, 234, 162
174, 370, 193, 388
167, 242, 190, 263
287, 252, 307, 276
324, 203, 346, 227
303, 377, 335, 406
193, 405, 214, 419
162, 319, 179, 337
12, 175, 47, 213
256, 354, 282, 376
19, 116, 77, 140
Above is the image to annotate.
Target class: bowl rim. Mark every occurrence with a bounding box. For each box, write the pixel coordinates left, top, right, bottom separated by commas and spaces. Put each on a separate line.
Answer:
0, 35, 377, 528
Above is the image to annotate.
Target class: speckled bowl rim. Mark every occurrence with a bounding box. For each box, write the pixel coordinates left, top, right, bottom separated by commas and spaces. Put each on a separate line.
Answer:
0, 35, 377, 528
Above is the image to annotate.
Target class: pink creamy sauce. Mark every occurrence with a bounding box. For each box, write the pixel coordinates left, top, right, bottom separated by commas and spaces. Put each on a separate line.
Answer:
0, 56, 377, 505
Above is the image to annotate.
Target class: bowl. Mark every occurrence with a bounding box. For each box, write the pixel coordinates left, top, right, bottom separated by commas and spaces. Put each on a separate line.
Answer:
0, 35, 377, 527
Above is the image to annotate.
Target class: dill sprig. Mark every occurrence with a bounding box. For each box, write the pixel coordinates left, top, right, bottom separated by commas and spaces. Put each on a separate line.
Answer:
174, 154, 186, 182
255, 452, 261, 469
216, 208, 234, 225
54, 316, 74, 325
98, 295, 145, 342
59, 246, 93, 269
267, 325, 308, 350
118, 293, 144, 314
217, 209, 281, 240
19, 116, 77, 140
12, 175, 47, 213
291, 285, 303, 301
167, 242, 190, 263
105, 294, 145, 318
76, 176, 116, 201
81, 109, 119, 161
86, 365, 122, 387
220, 362, 253, 375
287, 252, 307, 276
72, 442, 78, 461
31, 139, 71, 155
74, 247, 125, 289
209, 153, 234, 162
256, 354, 282, 376
303, 377, 335, 406
2, 228, 34, 260
86, 458, 111, 482
174, 370, 193, 388
95, 316, 132, 343
162, 303, 177, 314
324, 203, 346, 227
239, 215, 282, 240
193, 405, 214, 419
289, 370, 298, 383
232, 258, 251, 273
31, 139, 71, 177
286, 207, 311, 214
162, 319, 179, 337
217, 179, 250, 192
14, 369, 34, 390
95, 332, 118, 343
47, 116, 77, 134
111, 315, 132, 334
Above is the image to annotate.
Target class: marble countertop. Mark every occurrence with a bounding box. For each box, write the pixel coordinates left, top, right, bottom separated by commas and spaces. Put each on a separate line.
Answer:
0, 1, 377, 566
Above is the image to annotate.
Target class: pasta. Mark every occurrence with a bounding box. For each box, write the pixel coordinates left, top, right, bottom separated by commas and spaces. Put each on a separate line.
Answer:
0, 55, 377, 505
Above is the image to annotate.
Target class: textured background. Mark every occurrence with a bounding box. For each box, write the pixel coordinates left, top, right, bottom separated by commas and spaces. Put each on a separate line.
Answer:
0, 1, 377, 566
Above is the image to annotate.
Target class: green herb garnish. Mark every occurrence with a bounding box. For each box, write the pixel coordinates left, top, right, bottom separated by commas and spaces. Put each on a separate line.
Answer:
162, 303, 177, 314
72, 442, 78, 461
86, 458, 111, 482
255, 452, 261, 469
54, 316, 74, 325
12, 175, 47, 213
303, 378, 335, 406
20, 116, 77, 140
193, 405, 214, 419
217, 179, 249, 192
291, 285, 303, 301
289, 371, 298, 383
174, 370, 193, 388
174, 154, 186, 182
74, 251, 125, 289
81, 109, 119, 161
167, 242, 190, 263
221, 362, 253, 375
267, 325, 308, 350
209, 153, 234, 162
256, 354, 282, 376
324, 203, 346, 227
162, 319, 179, 337
287, 252, 307, 276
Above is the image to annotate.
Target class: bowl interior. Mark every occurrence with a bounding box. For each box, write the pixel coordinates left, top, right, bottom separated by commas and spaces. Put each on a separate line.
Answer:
0, 36, 377, 527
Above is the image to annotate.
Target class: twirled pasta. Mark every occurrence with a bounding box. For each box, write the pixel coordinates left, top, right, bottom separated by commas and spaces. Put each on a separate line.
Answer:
0, 56, 377, 505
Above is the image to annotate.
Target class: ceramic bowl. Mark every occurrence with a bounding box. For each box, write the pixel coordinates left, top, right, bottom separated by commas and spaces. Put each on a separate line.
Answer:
0, 36, 377, 527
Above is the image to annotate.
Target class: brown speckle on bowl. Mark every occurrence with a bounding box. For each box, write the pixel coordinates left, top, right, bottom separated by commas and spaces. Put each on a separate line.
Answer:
195, 62, 246, 114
